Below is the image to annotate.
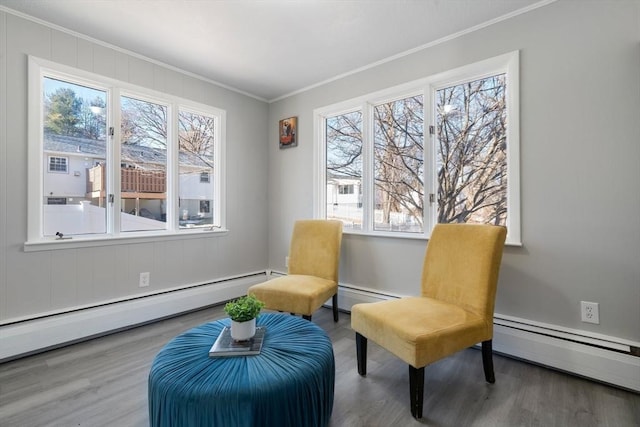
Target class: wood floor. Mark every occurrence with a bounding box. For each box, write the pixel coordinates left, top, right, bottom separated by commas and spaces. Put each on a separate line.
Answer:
1, 305, 638, 427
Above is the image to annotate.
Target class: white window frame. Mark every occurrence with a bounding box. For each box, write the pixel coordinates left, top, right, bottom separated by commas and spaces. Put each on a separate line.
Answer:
314, 51, 521, 245
26, 56, 227, 250
47, 156, 69, 173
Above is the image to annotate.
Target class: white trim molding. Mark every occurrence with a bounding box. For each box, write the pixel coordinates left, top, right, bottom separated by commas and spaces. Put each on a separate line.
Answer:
0, 272, 267, 362
329, 283, 640, 392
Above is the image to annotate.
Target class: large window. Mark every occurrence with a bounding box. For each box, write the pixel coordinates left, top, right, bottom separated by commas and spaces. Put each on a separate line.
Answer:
28, 57, 225, 245
316, 52, 520, 244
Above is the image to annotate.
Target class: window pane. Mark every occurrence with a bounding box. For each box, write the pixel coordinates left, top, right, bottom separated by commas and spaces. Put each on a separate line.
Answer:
43, 77, 107, 236
120, 96, 168, 232
326, 111, 363, 230
436, 74, 507, 226
373, 95, 424, 233
178, 109, 216, 229
48, 156, 68, 172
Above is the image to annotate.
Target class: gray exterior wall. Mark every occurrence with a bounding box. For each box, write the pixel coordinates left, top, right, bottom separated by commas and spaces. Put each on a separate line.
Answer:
267, 0, 640, 342
0, 11, 269, 322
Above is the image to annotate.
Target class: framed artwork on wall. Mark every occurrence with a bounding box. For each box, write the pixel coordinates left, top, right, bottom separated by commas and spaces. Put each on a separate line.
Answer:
279, 116, 297, 148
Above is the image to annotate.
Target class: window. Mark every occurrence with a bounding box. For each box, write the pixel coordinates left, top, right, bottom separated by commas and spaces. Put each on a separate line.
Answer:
48, 156, 68, 173
373, 95, 424, 232
47, 197, 67, 205
178, 108, 217, 228
338, 185, 354, 195
119, 94, 168, 232
28, 57, 226, 244
325, 110, 363, 229
316, 52, 520, 244
435, 75, 507, 226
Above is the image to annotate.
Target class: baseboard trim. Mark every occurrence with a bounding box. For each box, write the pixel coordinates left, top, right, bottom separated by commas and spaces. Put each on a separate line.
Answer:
331, 283, 640, 392
7, 275, 637, 392
0, 272, 266, 362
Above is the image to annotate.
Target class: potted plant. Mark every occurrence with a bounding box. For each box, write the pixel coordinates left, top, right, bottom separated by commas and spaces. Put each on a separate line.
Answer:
224, 294, 265, 341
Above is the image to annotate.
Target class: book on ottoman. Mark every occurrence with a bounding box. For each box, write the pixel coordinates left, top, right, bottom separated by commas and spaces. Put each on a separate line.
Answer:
209, 326, 265, 357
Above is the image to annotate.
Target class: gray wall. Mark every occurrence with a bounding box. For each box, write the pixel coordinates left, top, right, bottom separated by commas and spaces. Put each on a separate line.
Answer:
268, 0, 640, 341
0, 12, 269, 322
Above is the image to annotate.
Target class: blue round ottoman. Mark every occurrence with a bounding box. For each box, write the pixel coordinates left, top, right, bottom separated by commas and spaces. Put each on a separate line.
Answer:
148, 313, 335, 427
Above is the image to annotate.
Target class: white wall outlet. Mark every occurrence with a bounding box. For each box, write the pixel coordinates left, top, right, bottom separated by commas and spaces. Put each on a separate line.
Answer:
285, 256, 289, 268
581, 301, 599, 324
139, 272, 150, 287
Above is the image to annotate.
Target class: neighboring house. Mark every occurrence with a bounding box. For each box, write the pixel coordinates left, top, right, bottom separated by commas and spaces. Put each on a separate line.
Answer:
43, 133, 214, 229
327, 174, 362, 228
326, 173, 420, 231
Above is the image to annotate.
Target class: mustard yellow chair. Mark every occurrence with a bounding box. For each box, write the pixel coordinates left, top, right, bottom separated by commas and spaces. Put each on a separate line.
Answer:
249, 219, 343, 322
351, 223, 507, 419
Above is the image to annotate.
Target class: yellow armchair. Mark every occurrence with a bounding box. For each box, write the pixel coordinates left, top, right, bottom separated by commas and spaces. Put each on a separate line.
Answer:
351, 223, 507, 418
249, 220, 343, 321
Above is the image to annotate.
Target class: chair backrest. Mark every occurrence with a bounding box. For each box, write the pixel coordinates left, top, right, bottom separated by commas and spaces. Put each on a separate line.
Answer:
421, 224, 507, 321
288, 220, 343, 282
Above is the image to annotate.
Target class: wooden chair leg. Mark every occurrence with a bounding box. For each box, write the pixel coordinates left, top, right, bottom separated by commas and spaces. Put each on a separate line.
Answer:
482, 339, 495, 383
332, 293, 339, 322
355, 333, 367, 376
302, 314, 312, 321
409, 365, 425, 419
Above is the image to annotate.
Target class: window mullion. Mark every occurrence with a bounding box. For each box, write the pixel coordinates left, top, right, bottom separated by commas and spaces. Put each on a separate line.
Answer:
362, 102, 374, 232
167, 105, 178, 231
108, 87, 121, 235
313, 113, 327, 219
425, 86, 437, 235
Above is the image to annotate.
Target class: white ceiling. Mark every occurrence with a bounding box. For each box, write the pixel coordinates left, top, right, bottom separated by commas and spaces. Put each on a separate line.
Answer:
0, 0, 551, 101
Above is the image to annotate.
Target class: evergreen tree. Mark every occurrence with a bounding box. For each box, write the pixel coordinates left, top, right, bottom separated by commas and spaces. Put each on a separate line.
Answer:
45, 88, 82, 136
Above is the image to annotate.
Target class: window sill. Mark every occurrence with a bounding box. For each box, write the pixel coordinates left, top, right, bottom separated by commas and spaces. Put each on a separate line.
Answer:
341, 229, 522, 247
23, 228, 229, 252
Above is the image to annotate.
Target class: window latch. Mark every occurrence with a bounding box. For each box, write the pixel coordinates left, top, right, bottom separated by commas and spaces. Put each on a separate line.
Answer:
108, 194, 114, 203
429, 193, 435, 204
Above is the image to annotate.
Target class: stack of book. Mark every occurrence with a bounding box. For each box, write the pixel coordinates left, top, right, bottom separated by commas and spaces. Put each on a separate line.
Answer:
209, 326, 266, 357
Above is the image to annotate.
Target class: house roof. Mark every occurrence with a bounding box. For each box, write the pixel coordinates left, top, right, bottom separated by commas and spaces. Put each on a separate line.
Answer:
44, 133, 211, 169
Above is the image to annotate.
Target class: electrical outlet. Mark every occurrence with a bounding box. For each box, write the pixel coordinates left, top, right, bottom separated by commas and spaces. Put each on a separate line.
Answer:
581, 301, 599, 324
285, 256, 289, 268
139, 272, 150, 287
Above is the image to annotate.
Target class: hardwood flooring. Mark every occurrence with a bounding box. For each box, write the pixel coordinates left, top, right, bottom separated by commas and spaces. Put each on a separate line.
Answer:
1, 306, 638, 426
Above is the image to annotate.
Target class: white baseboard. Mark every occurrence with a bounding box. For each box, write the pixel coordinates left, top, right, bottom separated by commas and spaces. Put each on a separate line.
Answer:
491, 322, 639, 392
6, 274, 637, 392
331, 284, 640, 392
0, 272, 266, 362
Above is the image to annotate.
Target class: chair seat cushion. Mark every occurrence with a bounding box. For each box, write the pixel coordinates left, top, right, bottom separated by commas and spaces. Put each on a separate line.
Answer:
351, 297, 492, 367
248, 275, 337, 316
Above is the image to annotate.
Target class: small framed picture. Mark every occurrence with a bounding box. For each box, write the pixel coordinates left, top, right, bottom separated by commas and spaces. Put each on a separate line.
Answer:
279, 117, 297, 149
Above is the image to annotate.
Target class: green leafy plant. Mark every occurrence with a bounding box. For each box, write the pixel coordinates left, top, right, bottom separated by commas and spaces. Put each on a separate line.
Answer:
224, 294, 265, 322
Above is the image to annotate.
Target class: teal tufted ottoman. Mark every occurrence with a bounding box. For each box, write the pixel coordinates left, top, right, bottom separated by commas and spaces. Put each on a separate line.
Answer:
148, 313, 335, 427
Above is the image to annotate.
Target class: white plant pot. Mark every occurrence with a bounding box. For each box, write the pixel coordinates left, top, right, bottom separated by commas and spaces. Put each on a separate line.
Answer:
230, 318, 256, 341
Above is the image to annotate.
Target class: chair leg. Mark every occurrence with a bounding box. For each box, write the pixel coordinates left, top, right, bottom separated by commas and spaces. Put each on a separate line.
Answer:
332, 293, 339, 322
482, 340, 495, 383
409, 365, 425, 419
355, 333, 367, 376
302, 314, 312, 321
